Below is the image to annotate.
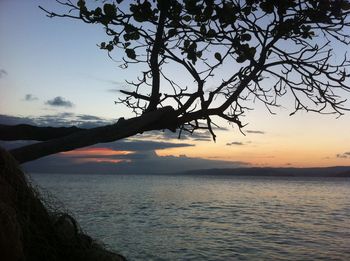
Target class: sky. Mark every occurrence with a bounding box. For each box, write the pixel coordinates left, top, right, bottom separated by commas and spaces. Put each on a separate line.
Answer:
1, 0, 350, 173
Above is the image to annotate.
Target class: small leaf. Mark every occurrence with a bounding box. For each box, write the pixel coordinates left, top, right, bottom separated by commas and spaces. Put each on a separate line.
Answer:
113, 36, 119, 44
241, 33, 251, 42
200, 24, 207, 35
341, 1, 350, 10
94, 7, 102, 16
189, 42, 197, 50
248, 47, 256, 58
184, 39, 190, 48
207, 29, 216, 37
242, 7, 251, 16
128, 31, 140, 40
104, 3, 116, 18
260, 2, 274, 13
77, 0, 85, 8
125, 48, 136, 59
106, 45, 113, 52
236, 55, 247, 63
214, 52, 222, 61
123, 34, 130, 41
168, 29, 177, 37
183, 15, 192, 22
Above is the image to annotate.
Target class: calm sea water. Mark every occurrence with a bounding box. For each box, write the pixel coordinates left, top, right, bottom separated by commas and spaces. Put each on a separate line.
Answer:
30, 173, 350, 260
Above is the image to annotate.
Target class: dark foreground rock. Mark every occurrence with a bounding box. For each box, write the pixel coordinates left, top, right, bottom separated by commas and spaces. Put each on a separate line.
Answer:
0, 147, 126, 261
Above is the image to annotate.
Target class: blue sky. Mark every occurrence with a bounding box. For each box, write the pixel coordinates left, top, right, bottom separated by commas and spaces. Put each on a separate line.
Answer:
1, 0, 350, 171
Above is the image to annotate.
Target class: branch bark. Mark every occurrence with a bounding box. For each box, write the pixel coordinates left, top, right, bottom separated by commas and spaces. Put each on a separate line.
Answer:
146, 3, 168, 112
10, 107, 175, 164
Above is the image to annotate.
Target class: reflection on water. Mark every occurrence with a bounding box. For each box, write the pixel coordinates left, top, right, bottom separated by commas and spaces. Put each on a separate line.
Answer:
31, 174, 350, 260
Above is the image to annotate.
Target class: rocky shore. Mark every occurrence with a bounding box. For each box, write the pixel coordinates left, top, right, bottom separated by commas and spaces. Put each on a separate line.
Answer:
0, 147, 126, 261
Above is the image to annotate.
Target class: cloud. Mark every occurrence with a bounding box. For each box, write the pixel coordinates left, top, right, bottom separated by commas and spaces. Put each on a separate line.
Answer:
56, 140, 194, 158
45, 96, 74, 108
0, 114, 37, 126
0, 112, 196, 160
130, 122, 228, 142
106, 81, 132, 92
0, 113, 110, 128
0, 135, 194, 157
0, 140, 38, 150
102, 140, 194, 151
103, 80, 125, 85
246, 130, 265, 134
107, 89, 119, 93
0, 116, 249, 174
0, 69, 7, 78
0, 112, 109, 150
0, 113, 222, 142
23, 149, 249, 174
138, 129, 213, 142
226, 142, 244, 146
24, 94, 38, 101
87, 75, 125, 86
336, 152, 350, 158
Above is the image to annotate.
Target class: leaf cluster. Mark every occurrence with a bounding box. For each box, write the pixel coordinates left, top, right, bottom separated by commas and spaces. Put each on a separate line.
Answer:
41, 0, 350, 139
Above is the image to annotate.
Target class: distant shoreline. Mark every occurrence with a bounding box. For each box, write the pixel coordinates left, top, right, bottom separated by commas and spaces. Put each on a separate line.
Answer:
28, 166, 350, 177
181, 166, 350, 177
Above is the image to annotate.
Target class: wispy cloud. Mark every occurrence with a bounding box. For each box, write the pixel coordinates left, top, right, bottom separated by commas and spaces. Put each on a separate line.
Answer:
107, 89, 120, 93
106, 81, 131, 92
0, 115, 249, 174
246, 130, 265, 134
104, 80, 125, 85
226, 141, 244, 146
103, 140, 194, 151
0, 114, 36, 126
45, 96, 74, 108
24, 94, 38, 101
336, 152, 350, 159
23, 148, 249, 174
139, 129, 213, 141
0, 69, 7, 78
0, 113, 110, 128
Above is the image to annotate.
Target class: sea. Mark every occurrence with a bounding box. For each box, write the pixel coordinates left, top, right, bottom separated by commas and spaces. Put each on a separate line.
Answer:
29, 173, 350, 260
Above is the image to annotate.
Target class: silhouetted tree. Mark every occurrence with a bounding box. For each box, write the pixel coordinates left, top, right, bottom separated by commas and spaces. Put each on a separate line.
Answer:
2, 0, 350, 163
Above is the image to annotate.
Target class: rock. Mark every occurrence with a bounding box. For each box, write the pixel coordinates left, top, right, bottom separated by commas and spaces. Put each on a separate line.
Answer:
0, 185, 24, 261
0, 147, 127, 261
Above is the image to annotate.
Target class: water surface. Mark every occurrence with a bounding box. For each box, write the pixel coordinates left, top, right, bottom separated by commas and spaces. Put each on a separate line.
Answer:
30, 174, 350, 260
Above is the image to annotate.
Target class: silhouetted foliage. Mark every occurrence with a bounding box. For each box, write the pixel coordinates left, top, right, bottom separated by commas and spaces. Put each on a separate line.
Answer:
3, 0, 350, 162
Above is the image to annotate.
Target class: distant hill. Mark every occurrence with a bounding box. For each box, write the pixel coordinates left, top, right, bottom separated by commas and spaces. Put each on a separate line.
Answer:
182, 166, 350, 177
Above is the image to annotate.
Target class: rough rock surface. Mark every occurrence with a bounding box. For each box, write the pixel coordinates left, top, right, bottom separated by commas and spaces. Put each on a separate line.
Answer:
0, 147, 126, 261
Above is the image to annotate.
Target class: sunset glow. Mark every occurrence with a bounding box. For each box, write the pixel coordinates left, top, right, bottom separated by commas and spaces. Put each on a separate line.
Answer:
73, 158, 130, 164
61, 148, 132, 157
2, 2, 350, 261
1, 1, 350, 170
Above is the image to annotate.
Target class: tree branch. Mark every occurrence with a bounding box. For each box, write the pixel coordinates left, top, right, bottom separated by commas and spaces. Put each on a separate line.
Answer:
10, 107, 175, 164
146, 2, 168, 112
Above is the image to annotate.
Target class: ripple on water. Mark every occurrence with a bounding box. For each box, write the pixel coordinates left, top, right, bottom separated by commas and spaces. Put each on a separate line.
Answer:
30, 174, 350, 260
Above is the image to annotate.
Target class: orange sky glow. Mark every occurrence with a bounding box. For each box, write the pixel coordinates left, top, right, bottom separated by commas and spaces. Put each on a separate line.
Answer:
61, 148, 132, 157
1, 1, 350, 170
